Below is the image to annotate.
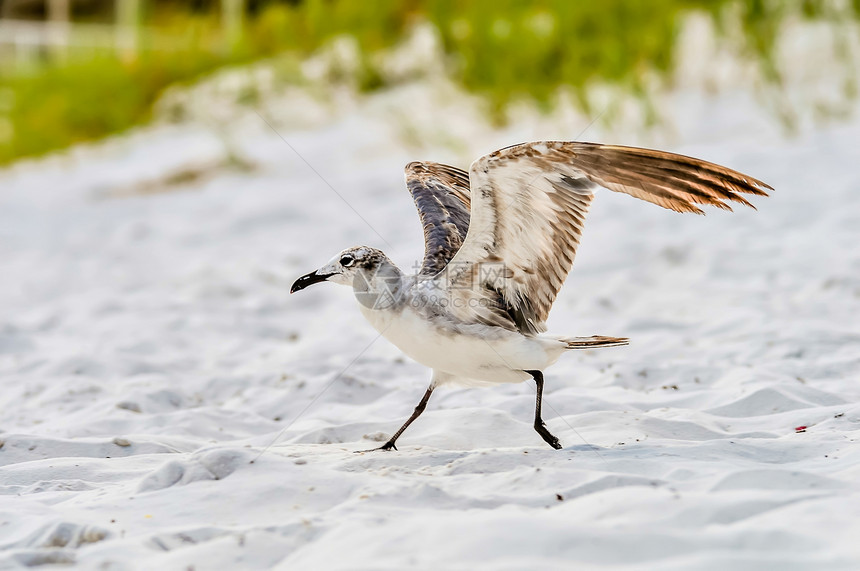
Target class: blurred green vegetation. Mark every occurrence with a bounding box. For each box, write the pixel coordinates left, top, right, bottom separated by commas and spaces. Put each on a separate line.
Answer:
0, 0, 856, 165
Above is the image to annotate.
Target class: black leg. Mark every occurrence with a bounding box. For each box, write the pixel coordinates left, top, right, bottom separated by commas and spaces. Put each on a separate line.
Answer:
524, 370, 562, 450
358, 385, 434, 452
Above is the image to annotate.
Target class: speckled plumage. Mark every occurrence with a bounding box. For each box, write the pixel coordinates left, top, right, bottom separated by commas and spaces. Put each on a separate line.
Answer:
405, 141, 770, 338
405, 161, 472, 277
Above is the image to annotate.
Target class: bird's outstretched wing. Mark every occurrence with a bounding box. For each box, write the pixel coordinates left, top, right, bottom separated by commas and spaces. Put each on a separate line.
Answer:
435, 141, 772, 335
405, 161, 472, 277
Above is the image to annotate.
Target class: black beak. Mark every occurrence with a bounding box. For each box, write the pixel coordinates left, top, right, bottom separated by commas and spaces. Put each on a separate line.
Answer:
290, 270, 333, 294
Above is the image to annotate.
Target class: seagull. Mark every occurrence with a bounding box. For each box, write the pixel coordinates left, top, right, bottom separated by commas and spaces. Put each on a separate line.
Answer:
291, 141, 771, 450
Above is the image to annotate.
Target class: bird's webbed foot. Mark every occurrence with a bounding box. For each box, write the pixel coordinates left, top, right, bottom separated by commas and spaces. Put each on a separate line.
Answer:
535, 422, 563, 450
354, 440, 398, 453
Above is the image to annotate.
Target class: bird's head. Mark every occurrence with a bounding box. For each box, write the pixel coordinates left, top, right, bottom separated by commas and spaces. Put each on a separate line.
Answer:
290, 246, 389, 294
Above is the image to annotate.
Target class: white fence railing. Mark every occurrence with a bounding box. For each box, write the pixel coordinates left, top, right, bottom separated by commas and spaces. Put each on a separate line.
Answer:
0, 19, 188, 53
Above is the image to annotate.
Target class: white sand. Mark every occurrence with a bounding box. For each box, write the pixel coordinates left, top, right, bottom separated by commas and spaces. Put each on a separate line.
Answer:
2, 78, 860, 569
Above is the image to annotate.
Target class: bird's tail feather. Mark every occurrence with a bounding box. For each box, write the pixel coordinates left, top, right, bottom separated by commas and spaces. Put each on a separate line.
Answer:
562, 335, 629, 349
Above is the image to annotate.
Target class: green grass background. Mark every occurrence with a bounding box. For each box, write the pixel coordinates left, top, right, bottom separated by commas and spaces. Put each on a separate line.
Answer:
0, 0, 856, 165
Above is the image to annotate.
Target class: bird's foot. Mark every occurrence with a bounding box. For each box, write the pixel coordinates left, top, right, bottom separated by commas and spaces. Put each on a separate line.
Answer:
354, 441, 398, 453
544, 436, 563, 450
535, 424, 563, 450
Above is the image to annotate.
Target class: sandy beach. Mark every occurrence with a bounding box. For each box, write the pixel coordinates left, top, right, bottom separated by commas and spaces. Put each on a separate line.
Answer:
1, 72, 859, 570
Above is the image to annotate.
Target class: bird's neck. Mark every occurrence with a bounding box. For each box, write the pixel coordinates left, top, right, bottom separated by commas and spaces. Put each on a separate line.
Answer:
352, 260, 406, 312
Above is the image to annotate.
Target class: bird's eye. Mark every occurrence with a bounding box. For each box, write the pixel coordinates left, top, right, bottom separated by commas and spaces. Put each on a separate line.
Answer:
340, 255, 355, 267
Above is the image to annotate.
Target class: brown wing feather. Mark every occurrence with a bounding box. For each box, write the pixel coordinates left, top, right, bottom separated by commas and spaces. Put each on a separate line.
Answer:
405, 162, 472, 277
437, 141, 771, 334
565, 143, 771, 214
